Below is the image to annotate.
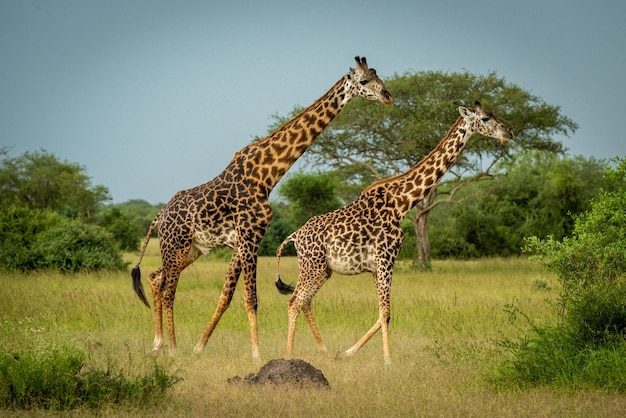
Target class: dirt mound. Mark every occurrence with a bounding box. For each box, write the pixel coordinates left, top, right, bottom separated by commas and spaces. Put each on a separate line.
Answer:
227, 358, 330, 389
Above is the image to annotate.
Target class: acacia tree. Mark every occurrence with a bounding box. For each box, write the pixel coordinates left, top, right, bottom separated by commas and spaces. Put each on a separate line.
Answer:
269, 71, 577, 268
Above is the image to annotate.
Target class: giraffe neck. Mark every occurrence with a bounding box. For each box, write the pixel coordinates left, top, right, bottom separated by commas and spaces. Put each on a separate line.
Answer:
240, 76, 354, 190
366, 116, 474, 217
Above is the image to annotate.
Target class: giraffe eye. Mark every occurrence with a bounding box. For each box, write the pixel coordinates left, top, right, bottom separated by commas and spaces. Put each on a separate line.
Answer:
481, 117, 491, 122
359, 80, 370, 86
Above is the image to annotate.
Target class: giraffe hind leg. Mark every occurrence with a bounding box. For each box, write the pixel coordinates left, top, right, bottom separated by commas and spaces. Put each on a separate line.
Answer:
160, 247, 200, 356
148, 268, 165, 351
342, 275, 392, 365
302, 305, 328, 354
287, 267, 331, 356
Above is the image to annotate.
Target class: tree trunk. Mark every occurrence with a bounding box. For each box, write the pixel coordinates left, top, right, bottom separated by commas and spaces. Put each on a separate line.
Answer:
413, 204, 432, 271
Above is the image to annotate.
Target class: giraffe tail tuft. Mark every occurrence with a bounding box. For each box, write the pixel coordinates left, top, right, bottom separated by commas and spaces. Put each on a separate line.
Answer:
275, 277, 295, 295
275, 232, 297, 295
131, 266, 150, 308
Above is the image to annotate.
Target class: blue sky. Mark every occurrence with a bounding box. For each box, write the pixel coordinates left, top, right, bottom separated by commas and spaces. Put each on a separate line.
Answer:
1, 0, 625, 204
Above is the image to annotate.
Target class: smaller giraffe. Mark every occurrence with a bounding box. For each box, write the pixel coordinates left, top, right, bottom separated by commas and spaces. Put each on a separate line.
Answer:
275, 102, 513, 364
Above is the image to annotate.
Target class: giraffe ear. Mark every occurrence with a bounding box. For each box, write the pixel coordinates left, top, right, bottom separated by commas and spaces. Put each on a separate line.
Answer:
458, 106, 471, 117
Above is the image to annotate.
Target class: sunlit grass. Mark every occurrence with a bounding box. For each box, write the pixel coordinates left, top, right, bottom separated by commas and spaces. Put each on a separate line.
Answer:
1, 241, 625, 416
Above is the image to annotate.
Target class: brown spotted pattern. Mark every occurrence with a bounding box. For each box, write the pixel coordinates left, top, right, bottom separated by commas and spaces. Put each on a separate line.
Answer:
275, 102, 513, 364
131, 57, 392, 358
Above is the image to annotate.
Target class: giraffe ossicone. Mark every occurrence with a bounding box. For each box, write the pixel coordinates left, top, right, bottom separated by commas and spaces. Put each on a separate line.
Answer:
131, 56, 392, 358
275, 101, 513, 365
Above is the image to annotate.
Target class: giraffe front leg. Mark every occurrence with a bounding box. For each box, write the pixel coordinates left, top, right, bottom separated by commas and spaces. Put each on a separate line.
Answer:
341, 320, 382, 360
245, 298, 260, 360
381, 315, 391, 366
340, 270, 392, 363
241, 253, 261, 360
194, 253, 242, 355
378, 276, 393, 365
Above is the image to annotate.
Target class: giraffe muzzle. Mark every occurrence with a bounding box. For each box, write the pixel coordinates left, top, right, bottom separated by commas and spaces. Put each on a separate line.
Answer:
380, 91, 393, 105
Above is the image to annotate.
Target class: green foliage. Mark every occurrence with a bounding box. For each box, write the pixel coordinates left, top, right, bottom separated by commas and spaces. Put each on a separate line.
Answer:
277, 170, 343, 228
429, 152, 606, 258
524, 160, 626, 295
0, 205, 61, 270
97, 206, 142, 251
34, 219, 127, 272
0, 150, 110, 221
497, 316, 626, 391
0, 346, 180, 410
498, 158, 626, 390
0, 150, 133, 270
259, 211, 296, 256
0, 205, 126, 272
396, 218, 417, 260
258, 171, 343, 256
567, 281, 626, 346
110, 199, 162, 238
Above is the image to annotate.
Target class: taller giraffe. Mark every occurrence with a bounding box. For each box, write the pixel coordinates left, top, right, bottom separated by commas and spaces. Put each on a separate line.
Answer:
132, 57, 392, 358
275, 102, 513, 364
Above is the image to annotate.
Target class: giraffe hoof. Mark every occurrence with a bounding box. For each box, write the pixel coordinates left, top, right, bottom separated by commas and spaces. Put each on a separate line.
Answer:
343, 347, 357, 357
252, 348, 261, 360
193, 344, 205, 355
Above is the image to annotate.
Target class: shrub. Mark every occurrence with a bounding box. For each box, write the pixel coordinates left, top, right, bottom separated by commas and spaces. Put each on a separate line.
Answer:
0, 205, 126, 272
97, 207, 142, 252
498, 319, 626, 391
0, 346, 181, 410
33, 219, 127, 272
0, 206, 61, 271
567, 281, 626, 346
499, 157, 626, 390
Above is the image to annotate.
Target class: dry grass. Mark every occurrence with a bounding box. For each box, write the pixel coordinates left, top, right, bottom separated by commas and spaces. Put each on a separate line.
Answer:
1, 241, 625, 417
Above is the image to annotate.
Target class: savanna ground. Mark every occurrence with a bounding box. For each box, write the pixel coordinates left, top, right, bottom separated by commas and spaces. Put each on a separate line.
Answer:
1, 241, 625, 417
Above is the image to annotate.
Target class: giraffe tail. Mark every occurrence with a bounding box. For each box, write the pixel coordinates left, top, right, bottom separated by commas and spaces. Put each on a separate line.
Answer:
131, 211, 161, 308
132, 266, 150, 308
275, 232, 296, 295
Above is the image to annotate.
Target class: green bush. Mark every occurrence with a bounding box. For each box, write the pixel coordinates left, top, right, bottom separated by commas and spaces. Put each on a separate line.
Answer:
0, 206, 61, 270
498, 320, 626, 391
33, 219, 127, 272
0, 346, 180, 410
567, 281, 626, 346
0, 205, 126, 272
524, 164, 626, 300
97, 207, 142, 252
499, 157, 626, 390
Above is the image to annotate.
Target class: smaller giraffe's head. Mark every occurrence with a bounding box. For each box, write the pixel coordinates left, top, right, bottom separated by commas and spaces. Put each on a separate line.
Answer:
459, 101, 514, 144
347, 56, 393, 105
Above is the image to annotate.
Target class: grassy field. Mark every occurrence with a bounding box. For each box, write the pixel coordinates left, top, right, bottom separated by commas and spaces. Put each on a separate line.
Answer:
2, 241, 625, 417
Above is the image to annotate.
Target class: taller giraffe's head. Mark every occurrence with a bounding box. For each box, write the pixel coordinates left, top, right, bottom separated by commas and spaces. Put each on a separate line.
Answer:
459, 101, 514, 144
347, 56, 393, 105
